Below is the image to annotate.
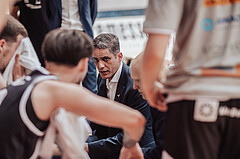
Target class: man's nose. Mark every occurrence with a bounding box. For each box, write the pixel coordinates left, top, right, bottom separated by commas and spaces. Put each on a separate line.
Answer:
98, 61, 105, 69
133, 81, 139, 90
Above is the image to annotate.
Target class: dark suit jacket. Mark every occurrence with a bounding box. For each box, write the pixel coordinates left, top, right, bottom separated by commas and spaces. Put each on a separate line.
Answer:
41, 0, 97, 38
87, 62, 154, 159
143, 108, 166, 159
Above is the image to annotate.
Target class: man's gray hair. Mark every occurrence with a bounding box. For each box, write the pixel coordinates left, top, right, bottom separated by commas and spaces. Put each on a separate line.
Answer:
93, 33, 120, 55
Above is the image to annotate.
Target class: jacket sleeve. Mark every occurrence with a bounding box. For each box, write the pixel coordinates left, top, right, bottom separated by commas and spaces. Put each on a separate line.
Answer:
143, 146, 163, 159
143, 108, 166, 159
88, 133, 123, 159
90, 0, 97, 25
126, 88, 154, 147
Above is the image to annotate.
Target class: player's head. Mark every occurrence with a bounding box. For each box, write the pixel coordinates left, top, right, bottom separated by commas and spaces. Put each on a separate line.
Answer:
42, 29, 93, 83
0, 15, 27, 73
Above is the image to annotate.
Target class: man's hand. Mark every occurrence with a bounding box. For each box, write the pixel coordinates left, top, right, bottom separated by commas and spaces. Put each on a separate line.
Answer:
119, 143, 144, 159
13, 54, 24, 81
145, 81, 167, 112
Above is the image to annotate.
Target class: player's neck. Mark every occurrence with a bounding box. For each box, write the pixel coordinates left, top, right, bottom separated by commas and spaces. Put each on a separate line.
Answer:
45, 62, 77, 83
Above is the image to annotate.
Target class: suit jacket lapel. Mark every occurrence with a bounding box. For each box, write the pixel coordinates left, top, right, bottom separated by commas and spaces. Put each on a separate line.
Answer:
114, 63, 128, 103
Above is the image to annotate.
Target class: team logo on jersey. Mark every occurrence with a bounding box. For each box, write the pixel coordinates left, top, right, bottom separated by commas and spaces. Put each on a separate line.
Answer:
202, 14, 240, 31
202, 18, 214, 31
204, 0, 240, 7
194, 98, 219, 122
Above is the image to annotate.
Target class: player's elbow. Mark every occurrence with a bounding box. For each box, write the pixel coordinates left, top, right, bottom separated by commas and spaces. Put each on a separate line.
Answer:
135, 111, 146, 128
127, 110, 146, 132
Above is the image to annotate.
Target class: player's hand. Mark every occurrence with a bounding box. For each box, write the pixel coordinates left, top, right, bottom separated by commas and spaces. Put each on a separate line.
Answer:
13, 54, 24, 81
0, 73, 6, 88
145, 81, 167, 112
119, 143, 144, 159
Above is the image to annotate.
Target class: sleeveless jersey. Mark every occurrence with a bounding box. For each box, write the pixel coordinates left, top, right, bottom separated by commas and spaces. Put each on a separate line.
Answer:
0, 69, 57, 159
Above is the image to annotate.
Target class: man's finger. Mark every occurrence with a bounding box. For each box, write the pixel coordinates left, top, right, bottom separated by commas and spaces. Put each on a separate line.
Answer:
15, 54, 20, 63
13, 54, 24, 81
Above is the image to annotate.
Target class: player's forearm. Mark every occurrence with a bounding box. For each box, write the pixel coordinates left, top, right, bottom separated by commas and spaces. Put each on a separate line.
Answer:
87, 96, 146, 143
142, 34, 169, 95
52, 82, 146, 142
33, 81, 146, 144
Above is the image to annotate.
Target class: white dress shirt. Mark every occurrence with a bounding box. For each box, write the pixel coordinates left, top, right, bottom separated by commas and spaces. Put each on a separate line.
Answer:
106, 62, 123, 101
61, 0, 84, 30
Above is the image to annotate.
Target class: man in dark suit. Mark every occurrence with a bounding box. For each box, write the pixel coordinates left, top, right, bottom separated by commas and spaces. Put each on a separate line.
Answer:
41, 0, 98, 94
86, 33, 155, 159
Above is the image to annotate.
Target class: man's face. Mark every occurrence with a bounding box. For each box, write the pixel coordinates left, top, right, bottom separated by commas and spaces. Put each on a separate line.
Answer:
131, 66, 146, 99
93, 48, 122, 81
0, 34, 24, 73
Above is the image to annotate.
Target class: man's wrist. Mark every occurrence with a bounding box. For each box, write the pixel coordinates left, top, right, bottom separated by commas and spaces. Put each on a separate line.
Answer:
122, 134, 138, 148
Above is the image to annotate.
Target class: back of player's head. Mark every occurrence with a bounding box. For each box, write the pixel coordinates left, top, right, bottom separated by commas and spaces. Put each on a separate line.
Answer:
42, 29, 93, 66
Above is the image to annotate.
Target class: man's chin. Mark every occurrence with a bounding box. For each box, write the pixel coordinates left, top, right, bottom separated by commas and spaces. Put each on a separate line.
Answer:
99, 74, 109, 79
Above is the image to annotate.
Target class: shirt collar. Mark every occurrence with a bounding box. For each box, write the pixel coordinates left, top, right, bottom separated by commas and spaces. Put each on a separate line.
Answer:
106, 62, 123, 85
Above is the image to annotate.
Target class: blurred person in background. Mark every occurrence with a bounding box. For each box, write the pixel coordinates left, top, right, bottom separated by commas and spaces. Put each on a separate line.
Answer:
41, 0, 98, 94
11, 0, 49, 67
142, 0, 240, 158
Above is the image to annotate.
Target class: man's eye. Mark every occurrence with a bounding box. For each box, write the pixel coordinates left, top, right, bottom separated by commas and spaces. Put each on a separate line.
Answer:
103, 58, 109, 62
93, 59, 98, 63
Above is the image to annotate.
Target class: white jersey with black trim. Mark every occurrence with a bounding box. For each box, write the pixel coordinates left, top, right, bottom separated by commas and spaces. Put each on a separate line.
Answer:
0, 69, 58, 159
144, 0, 240, 99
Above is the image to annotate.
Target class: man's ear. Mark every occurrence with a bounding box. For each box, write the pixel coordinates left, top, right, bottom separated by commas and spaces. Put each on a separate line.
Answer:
0, 39, 6, 54
77, 57, 89, 73
117, 52, 123, 61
